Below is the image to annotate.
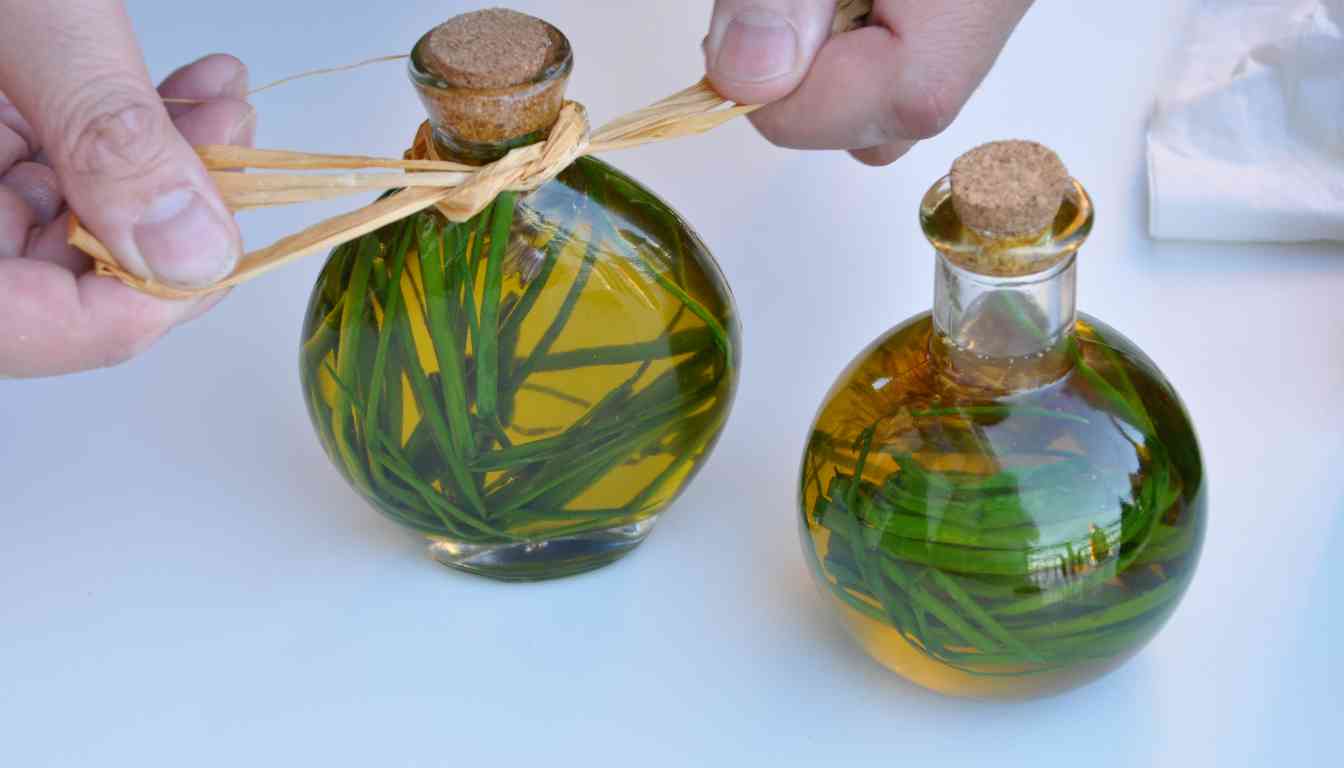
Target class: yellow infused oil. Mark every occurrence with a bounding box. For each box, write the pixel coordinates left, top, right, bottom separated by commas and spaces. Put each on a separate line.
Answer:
799, 142, 1205, 697
302, 157, 739, 579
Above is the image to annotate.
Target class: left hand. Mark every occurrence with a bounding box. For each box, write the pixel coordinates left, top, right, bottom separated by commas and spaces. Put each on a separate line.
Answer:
0, 3, 255, 378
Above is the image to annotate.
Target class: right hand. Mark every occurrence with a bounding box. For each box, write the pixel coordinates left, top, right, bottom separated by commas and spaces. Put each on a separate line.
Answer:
703, 0, 1034, 166
0, 0, 254, 378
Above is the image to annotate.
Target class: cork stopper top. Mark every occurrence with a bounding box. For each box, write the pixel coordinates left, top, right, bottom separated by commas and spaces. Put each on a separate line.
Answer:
423, 9, 557, 89
951, 140, 1070, 238
409, 9, 573, 156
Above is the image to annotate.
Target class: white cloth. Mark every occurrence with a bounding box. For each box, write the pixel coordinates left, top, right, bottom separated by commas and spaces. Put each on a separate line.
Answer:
1147, 0, 1344, 242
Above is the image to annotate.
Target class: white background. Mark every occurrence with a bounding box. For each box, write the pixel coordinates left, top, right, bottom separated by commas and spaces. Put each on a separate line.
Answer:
3, 2, 1340, 765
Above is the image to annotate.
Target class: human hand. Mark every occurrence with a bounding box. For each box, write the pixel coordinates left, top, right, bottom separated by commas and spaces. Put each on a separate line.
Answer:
703, 0, 1033, 165
0, 1, 254, 378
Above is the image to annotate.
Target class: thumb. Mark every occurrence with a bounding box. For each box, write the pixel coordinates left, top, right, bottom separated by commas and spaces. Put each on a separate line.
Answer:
704, 0, 838, 105
0, 0, 240, 288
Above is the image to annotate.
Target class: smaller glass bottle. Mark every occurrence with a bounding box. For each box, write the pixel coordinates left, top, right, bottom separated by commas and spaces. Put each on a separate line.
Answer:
799, 141, 1206, 698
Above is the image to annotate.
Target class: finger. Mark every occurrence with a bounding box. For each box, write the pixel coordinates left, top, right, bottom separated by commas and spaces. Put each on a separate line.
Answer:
0, 95, 38, 155
11, 91, 247, 309
159, 64, 255, 302
171, 97, 256, 150
1, 93, 84, 272
704, 0, 839, 106
849, 139, 917, 167
24, 212, 92, 273
0, 122, 30, 170
0, 0, 241, 289
180, 285, 231, 325
745, 0, 1034, 149
0, 184, 36, 259
150, 91, 254, 328
2, 161, 62, 224
159, 53, 249, 118
0, 255, 198, 378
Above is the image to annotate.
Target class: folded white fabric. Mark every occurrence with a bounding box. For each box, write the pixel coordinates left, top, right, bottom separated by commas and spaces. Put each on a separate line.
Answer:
1148, 0, 1344, 242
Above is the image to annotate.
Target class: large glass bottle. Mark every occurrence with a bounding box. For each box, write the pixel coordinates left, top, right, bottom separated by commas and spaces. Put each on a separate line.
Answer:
799, 141, 1206, 698
300, 10, 739, 581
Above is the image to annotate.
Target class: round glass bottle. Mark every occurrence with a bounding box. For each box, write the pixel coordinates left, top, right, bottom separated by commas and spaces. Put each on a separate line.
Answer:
799, 141, 1206, 698
300, 10, 740, 581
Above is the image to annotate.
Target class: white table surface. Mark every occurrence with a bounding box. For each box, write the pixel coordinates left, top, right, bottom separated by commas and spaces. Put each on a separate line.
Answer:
4, 2, 1340, 765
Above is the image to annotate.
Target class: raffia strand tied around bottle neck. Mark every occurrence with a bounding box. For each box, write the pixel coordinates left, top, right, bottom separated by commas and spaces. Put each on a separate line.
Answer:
68, 1, 873, 300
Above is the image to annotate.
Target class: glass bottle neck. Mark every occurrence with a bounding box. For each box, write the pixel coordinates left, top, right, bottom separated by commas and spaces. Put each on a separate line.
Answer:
917, 169, 1093, 392
932, 253, 1077, 389
431, 127, 549, 166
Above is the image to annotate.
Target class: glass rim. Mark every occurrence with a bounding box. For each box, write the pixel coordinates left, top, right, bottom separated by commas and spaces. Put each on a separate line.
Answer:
919, 174, 1095, 280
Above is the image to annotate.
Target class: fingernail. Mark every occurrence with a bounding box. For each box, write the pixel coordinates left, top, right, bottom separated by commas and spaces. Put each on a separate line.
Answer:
224, 65, 250, 98
711, 10, 799, 83
229, 109, 257, 146
133, 188, 237, 287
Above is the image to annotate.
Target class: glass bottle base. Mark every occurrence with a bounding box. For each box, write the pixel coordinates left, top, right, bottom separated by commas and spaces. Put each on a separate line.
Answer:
426, 516, 659, 582
835, 600, 1138, 700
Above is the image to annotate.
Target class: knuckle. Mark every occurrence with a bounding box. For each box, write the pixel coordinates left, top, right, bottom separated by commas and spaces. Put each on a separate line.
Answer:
884, 86, 959, 142
1, 258, 44, 307
96, 305, 169, 368
0, 104, 36, 157
2, 161, 62, 223
754, 122, 795, 149
749, 110, 805, 149
98, 328, 158, 369
54, 80, 173, 181
0, 187, 36, 259
97, 337, 138, 369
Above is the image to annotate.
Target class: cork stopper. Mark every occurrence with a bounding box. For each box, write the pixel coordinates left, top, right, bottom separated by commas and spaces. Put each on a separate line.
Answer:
951, 141, 1070, 238
922, 141, 1092, 278
423, 9, 555, 89
409, 9, 573, 156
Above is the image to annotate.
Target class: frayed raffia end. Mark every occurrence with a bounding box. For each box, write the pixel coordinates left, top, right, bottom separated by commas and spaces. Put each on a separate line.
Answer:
72, 0, 872, 299
833, 0, 871, 33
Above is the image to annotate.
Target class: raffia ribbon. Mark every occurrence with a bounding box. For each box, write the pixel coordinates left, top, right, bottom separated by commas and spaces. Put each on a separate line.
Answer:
69, 0, 872, 299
